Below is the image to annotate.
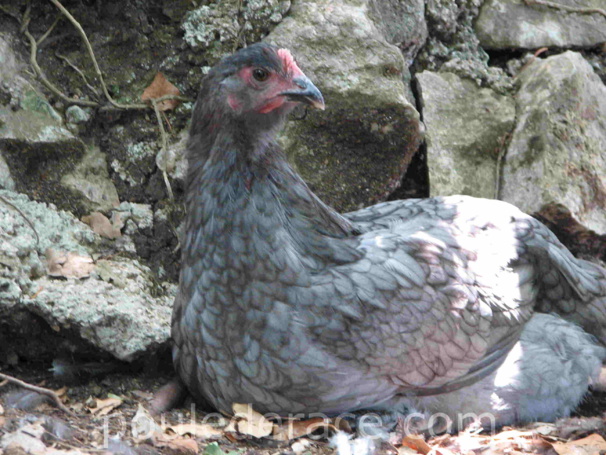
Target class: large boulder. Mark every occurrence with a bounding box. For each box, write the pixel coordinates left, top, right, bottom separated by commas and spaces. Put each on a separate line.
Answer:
416, 70, 515, 198
0, 190, 173, 363
476, 0, 606, 50
0, 33, 120, 216
501, 52, 606, 234
266, 0, 423, 211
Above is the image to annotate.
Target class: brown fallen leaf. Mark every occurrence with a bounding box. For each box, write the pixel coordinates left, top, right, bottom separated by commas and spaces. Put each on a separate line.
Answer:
553, 434, 606, 455
227, 403, 273, 438
46, 249, 95, 279
88, 396, 123, 416
401, 434, 431, 455
82, 211, 121, 239
141, 72, 181, 111
272, 417, 340, 441
167, 422, 223, 439
54, 387, 68, 399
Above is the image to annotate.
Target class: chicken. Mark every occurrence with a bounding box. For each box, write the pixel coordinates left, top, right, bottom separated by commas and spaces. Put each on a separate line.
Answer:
398, 313, 605, 432
171, 43, 606, 423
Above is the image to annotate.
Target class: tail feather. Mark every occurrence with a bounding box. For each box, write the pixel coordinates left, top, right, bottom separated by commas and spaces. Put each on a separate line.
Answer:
528, 219, 606, 343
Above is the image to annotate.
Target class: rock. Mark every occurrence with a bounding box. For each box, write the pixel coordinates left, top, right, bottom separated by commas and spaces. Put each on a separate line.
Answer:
65, 105, 92, 124
416, 71, 515, 198
0, 33, 86, 212
425, 0, 469, 40
266, 0, 423, 211
367, 0, 427, 103
367, 0, 427, 61
476, 0, 606, 50
501, 51, 606, 234
61, 147, 121, 212
155, 130, 188, 185
0, 189, 173, 362
112, 202, 154, 234
0, 35, 81, 152
24, 258, 174, 361
0, 189, 95, 308
0, 153, 15, 190
415, 0, 513, 94
182, 0, 291, 64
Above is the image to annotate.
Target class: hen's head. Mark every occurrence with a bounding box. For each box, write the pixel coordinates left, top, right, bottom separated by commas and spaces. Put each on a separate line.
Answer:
194, 43, 324, 134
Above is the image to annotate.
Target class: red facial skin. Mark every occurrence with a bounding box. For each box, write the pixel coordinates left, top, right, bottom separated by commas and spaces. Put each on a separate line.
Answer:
229, 48, 306, 114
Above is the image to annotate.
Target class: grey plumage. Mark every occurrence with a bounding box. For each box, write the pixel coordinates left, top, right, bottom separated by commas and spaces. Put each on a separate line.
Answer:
172, 43, 606, 422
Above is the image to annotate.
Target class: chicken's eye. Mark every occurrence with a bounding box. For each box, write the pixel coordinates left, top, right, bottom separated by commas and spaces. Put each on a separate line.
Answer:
252, 68, 269, 82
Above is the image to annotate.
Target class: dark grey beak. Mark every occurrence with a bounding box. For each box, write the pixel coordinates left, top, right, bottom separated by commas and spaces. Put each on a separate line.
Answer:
280, 76, 325, 110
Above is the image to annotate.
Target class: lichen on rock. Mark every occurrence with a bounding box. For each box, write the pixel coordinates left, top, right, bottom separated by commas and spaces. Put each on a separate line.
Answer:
182, 0, 291, 63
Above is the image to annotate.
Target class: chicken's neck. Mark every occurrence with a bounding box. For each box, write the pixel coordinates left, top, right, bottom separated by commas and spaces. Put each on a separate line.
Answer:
184, 123, 361, 276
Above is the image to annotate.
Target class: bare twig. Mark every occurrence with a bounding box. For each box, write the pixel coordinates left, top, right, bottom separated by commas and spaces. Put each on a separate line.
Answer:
151, 99, 175, 201
56, 52, 100, 98
523, 0, 606, 18
0, 379, 8, 387
19, 0, 190, 203
0, 4, 21, 22
48, 0, 149, 109
514, 47, 548, 78
36, 14, 62, 46
23, 22, 99, 107
0, 195, 40, 246
0, 372, 76, 417
494, 132, 512, 200
20, 1, 31, 33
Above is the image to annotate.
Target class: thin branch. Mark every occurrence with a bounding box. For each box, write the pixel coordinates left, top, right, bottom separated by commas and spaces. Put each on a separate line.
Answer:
56, 52, 100, 98
0, 372, 76, 417
48, 0, 148, 110
0, 5, 21, 22
0, 194, 40, 246
514, 47, 548, 78
19, 1, 31, 33
151, 99, 175, 201
494, 132, 512, 200
23, 24, 99, 107
36, 14, 62, 46
523, 0, 606, 18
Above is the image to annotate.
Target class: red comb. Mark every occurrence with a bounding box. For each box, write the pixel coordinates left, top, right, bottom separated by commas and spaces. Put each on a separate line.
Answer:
277, 48, 304, 77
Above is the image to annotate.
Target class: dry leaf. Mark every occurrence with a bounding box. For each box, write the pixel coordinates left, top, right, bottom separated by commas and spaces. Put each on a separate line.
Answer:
88, 396, 123, 416
167, 423, 222, 439
553, 434, 606, 455
54, 387, 68, 399
131, 404, 163, 443
47, 249, 95, 278
401, 434, 431, 455
228, 403, 273, 438
141, 72, 181, 111
82, 211, 121, 239
272, 417, 339, 441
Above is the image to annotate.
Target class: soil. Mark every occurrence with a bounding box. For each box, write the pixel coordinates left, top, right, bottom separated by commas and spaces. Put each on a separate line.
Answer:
1, 359, 606, 454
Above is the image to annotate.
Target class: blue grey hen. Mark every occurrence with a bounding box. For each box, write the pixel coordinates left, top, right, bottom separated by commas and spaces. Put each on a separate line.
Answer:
171, 43, 606, 422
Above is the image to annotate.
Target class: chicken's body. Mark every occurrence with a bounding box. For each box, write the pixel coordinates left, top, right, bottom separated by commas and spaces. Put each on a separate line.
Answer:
172, 43, 606, 422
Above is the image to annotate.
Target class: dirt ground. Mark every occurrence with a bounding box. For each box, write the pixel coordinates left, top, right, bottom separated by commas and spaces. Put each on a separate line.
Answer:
2, 361, 606, 455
